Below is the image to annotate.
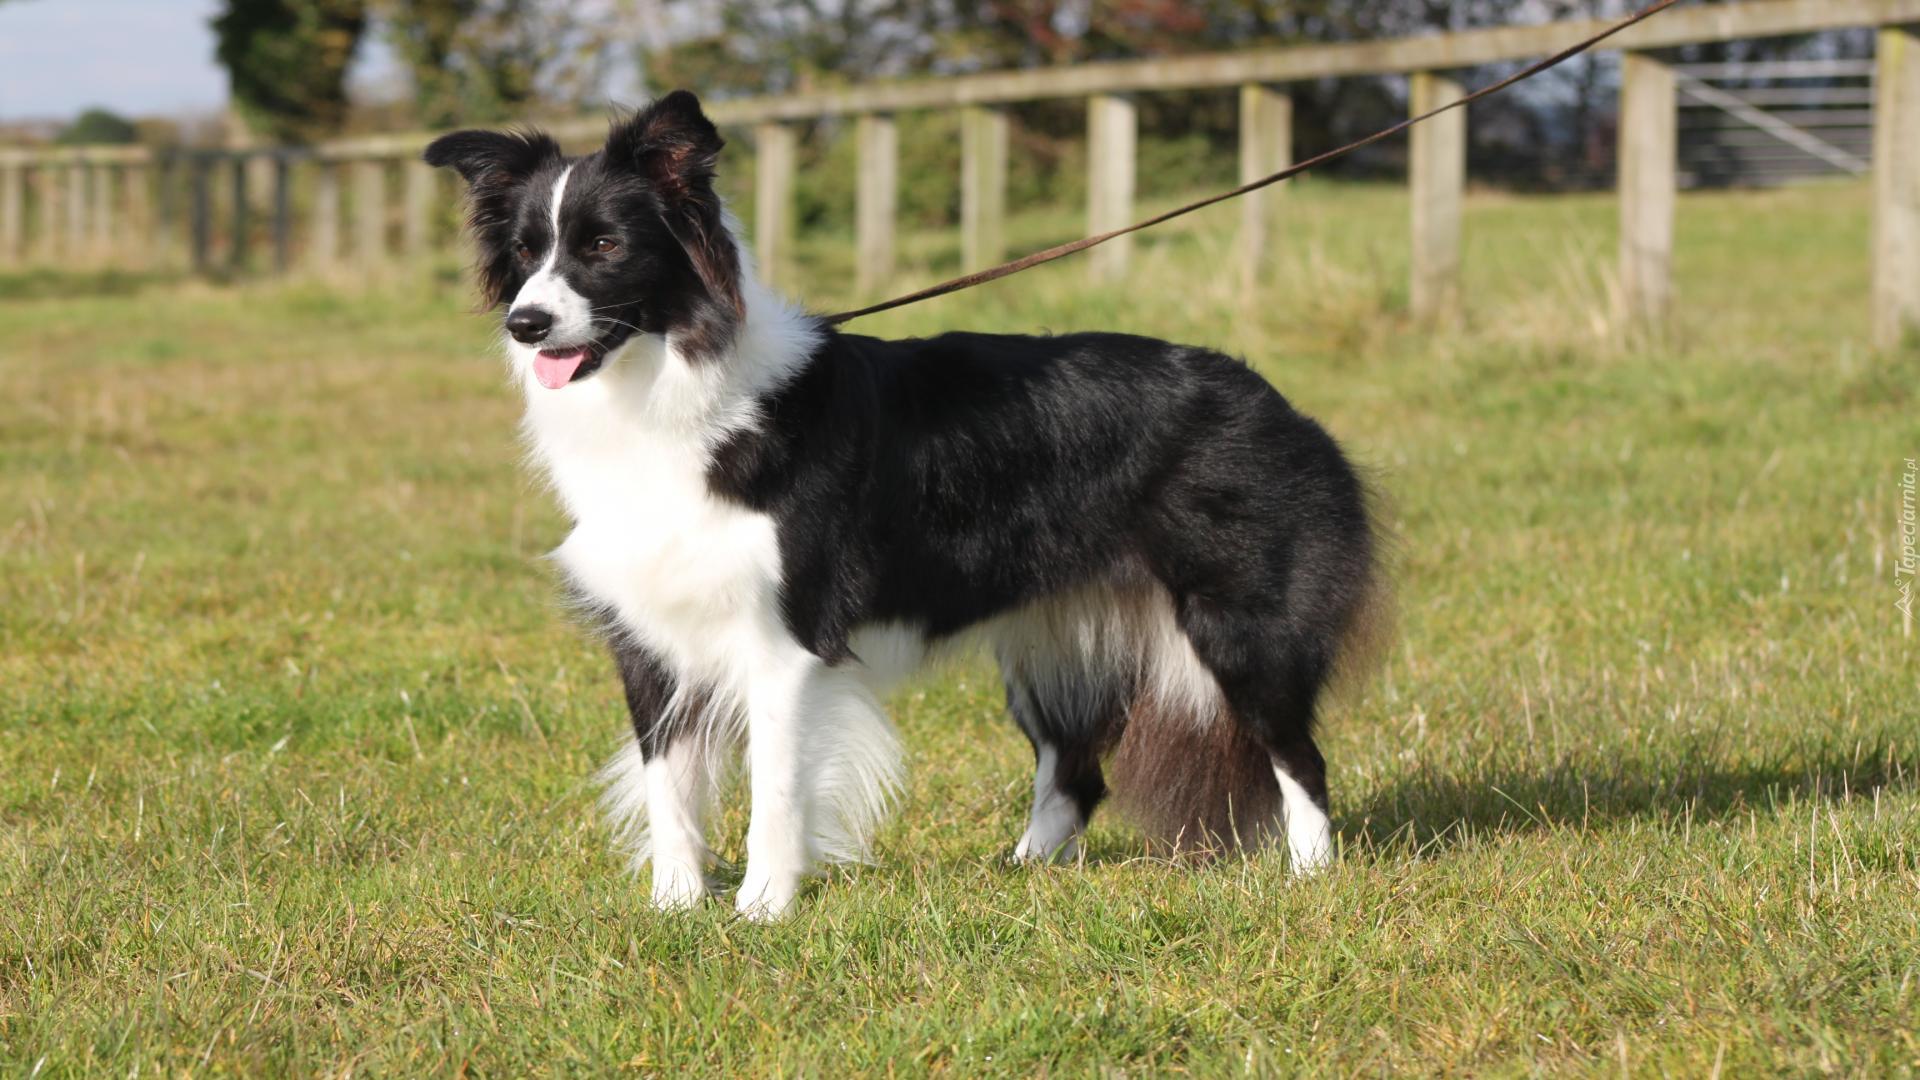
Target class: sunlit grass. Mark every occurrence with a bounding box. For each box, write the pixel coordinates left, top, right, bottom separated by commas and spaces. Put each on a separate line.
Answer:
2, 179, 1916, 1075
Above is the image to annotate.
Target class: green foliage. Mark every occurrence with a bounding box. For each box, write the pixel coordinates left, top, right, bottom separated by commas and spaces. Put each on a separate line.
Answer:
54, 108, 139, 146
380, 0, 478, 129
211, 0, 368, 143
378, 0, 619, 127
798, 111, 963, 232
3, 181, 1917, 1074
787, 109, 1232, 234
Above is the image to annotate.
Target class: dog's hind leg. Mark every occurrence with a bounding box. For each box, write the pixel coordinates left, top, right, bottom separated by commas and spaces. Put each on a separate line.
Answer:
1177, 600, 1339, 874
1269, 736, 1332, 874
1000, 658, 1119, 863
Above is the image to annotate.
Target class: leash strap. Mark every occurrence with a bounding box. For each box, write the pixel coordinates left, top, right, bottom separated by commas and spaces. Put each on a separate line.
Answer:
825, 0, 1684, 325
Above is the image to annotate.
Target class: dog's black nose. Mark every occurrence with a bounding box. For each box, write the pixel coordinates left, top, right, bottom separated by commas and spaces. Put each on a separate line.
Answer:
506, 307, 553, 344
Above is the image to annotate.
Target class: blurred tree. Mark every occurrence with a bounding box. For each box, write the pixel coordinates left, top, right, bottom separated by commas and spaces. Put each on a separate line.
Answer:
212, 0, 369, 143
382, 0, 478, 128
379, 0, 623, 125
56, 108, 140, 145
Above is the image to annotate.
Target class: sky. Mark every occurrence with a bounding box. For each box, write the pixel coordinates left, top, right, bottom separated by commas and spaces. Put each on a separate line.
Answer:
0, 0, 399, 124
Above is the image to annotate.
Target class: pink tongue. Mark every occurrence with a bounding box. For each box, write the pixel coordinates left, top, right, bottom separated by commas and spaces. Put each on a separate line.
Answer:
533, 347, 590, 390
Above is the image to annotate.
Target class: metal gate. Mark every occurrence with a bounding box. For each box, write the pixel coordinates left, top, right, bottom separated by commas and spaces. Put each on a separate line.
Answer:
1673, 58, 1874, 186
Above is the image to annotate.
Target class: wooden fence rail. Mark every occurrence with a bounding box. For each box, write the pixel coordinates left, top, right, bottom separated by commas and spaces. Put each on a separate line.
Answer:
1, 0, 1917, 346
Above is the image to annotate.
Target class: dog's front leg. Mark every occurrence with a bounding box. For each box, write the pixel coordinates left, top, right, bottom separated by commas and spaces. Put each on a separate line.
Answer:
645, 735, 712, 910
609, 636, 714, 910
736, 653, 815, 921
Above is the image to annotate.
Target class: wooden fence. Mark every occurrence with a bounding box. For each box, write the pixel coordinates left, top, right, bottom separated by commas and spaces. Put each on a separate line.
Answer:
2, 0, 1918, 346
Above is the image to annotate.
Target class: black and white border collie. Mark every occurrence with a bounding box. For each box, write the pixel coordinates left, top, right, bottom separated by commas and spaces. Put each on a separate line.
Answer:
425, 91, 1385, 920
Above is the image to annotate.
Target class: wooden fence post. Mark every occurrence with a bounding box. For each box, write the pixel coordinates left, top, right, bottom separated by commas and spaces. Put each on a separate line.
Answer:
313, 162, 341, 271
1, 163, 21, 264
1410, 71, 1466, 319
246, 156, 275, 222
961, 106, 1009, 271
190, 158, 212, 273
1238, 83, 1292, 291
1873, 26, 1920, 349
404, 159, 436, 256
150, 158, 172, 268
272, 156, 293, 273
855, 113, 897, 294
67, 163, 88, 258
35, 167, 57, 261
754, 122, 798, 287
1619, 52, 1677, 329
1087, 93, 1136, 283
91, 164, 115, 261
353, 159, 385, 265
229, 156, 251, 271
124, 163, 150, 269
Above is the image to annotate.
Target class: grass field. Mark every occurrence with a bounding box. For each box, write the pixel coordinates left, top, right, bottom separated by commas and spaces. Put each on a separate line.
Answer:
3, 179, 1917, 1076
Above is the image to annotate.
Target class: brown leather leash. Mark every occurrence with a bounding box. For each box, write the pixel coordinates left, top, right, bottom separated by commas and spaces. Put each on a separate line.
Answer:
825, 0, 1684, 325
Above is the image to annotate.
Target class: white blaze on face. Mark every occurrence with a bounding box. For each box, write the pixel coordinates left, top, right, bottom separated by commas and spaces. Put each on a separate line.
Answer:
507, 165, 596, 389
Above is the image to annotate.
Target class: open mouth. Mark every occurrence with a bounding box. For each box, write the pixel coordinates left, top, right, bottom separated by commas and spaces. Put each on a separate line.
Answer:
532, 345, 604, 389
528, 319, 640, 390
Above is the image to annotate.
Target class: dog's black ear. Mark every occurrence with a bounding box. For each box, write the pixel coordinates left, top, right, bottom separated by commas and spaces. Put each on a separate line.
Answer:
605, 90, 724, 204
606, 92, 743, 350
423, 130, 562, 309
422, 129, 561, 185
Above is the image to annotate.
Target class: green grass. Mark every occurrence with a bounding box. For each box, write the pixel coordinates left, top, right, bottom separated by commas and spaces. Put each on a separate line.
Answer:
3, 179, 1917, 1076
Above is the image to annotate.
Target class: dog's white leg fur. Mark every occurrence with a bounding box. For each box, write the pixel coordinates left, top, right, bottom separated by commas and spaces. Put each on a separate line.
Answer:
1014, 743, 1084, 863
735, 645, 904, 921
1272, 761, 1332, 874
646, 737, 712, 910
735, 652, 812, 920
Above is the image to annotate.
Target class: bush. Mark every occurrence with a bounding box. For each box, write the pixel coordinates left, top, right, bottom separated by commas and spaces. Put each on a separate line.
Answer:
56, 108, 140, 146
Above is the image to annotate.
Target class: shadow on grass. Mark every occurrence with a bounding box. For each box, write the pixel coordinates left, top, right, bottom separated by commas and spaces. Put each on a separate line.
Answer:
1041, 740, 1917, 870
1347, 740, 1918, 855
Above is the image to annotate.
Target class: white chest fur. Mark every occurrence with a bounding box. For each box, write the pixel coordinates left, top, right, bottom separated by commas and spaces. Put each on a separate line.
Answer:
518, 328, 795, 690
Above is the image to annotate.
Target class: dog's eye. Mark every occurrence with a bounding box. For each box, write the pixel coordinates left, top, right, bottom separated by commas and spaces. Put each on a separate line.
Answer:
514, 243, 534, 262
591, 237, 620, 255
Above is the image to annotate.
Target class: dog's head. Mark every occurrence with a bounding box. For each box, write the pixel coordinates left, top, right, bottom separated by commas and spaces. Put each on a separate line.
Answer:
424, 90, 743, 389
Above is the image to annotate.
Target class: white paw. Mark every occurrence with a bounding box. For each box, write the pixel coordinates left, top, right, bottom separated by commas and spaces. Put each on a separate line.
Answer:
1013, 828, 1079, 864
1287, 827, 1333, 876
734, 864, 802, 922
650, 861, 710, 912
